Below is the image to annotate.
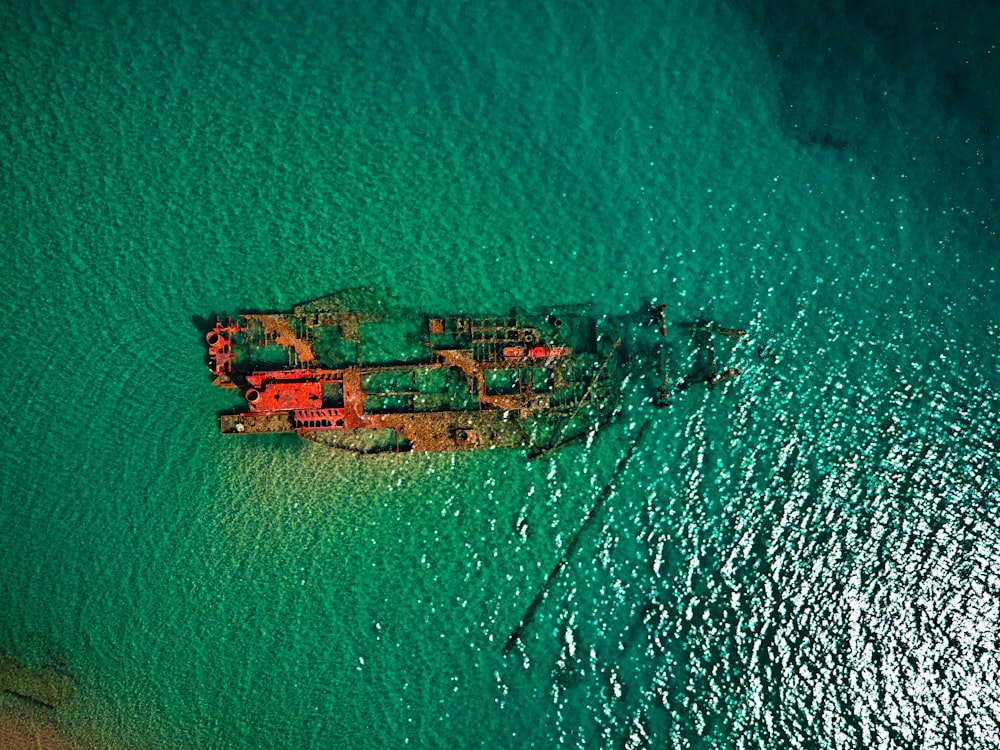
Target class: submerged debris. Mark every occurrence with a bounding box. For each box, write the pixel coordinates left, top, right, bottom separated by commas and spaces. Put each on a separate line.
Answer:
503, 421, 650, 654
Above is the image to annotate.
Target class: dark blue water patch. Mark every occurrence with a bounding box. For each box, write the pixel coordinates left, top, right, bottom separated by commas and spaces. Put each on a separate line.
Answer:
727, 0, 1000, 227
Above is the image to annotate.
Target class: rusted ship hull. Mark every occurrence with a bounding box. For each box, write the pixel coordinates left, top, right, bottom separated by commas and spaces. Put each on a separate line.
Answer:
206, 289, 636, 454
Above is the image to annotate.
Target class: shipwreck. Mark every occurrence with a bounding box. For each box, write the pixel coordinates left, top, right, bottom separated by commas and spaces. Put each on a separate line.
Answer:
204, 289, 743, 454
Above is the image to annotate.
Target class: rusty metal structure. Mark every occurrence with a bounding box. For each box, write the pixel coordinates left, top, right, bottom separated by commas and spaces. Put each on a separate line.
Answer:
205, 289, 744, 454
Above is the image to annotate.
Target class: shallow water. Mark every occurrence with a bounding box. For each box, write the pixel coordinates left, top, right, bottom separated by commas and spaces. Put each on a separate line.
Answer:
2, 0, 998, 747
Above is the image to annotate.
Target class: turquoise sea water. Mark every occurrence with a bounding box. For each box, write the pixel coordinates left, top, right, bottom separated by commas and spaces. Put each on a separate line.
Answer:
2, 0, 998, 747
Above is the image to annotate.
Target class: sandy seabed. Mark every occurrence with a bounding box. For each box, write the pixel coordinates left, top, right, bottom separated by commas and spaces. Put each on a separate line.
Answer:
0, 703, 93, 750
